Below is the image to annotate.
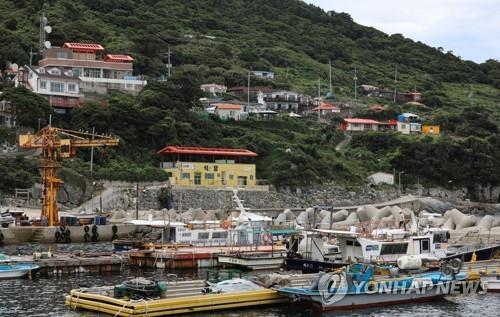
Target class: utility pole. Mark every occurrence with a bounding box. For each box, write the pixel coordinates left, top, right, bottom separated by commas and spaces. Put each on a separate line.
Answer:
353, 67, 358, 100
165, 45, 172, 78
393, 65, 398, 103
90, 126, 95, 174
398, 171, 404, 196
90, 126, 95, 213
317, 78, 321, 119
247, 71, 251, 110
29, 47, 36, 66
135, 183, 139, 220
329, 59, 333, 96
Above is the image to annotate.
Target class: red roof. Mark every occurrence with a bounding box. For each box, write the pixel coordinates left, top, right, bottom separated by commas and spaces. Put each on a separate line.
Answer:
344, 118, 381, 124
104, 54, 134, 63
215, 104, 241, 110
63, 43, 105, 52
157, 146, 258, 157
313, 102, 339, 111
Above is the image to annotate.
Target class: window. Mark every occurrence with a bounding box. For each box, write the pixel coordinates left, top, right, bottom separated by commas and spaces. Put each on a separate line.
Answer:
249, 175, 254, 180
212, 232, 228, 239
198, 232, 209, 239
68, 83, 76, 92
229, 174, 234, 180
194, 172, 201, 185
57, 52, 68, 59
72, 68, 81, 77
380, 243, 408, 255
182, 232, 192, 237
433, 232, 448, 243
421, 239, 430, 252
205, 173, 214, 180
50, 82, 65, 93
346, 240, 361, 247
89, 68, 101, 78
401, 124, 407, 129
40, 81, 47, 89
49, 68, 61, 75
181, 172, 190, 180
365, 245, 379, 251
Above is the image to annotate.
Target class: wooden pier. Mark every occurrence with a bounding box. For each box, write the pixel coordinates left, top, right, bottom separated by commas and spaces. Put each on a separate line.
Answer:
9, 252, 128, 275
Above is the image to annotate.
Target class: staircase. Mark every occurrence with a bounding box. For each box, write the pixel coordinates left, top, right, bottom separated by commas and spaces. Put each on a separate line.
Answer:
30, 228, 45, 243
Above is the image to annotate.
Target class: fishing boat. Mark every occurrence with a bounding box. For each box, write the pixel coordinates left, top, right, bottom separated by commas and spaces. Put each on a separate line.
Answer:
481, 274, 500, 293
284, 230, 348, 273
218, 251, 287, 270
278, 261, 474, 311
116, 191, 298, 251
0, 263, 40, 279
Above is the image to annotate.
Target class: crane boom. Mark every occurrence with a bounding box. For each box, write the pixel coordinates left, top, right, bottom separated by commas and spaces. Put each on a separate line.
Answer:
19, 126, 119, 226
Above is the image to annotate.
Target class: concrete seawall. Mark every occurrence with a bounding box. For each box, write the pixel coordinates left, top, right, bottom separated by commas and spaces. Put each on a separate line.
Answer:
0, 224, 136, 245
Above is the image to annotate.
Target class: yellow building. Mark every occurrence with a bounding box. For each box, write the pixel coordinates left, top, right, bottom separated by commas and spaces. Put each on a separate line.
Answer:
158, 146, 257, 187
422, 124, 440, 135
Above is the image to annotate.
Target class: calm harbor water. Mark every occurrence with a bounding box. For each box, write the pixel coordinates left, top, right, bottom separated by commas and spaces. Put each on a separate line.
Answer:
1, 243, 499, 316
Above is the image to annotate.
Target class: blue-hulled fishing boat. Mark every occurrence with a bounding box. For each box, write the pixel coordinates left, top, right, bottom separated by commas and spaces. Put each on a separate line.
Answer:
278, 262, 475, 311
0, 264, 39, 279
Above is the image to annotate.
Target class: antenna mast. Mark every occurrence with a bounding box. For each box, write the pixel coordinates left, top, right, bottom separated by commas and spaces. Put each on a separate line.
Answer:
329, 59, 333, 95
393, 65, 398, 103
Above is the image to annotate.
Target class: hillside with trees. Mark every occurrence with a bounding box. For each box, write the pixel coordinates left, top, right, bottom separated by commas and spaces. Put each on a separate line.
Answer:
0, 0, 499, 198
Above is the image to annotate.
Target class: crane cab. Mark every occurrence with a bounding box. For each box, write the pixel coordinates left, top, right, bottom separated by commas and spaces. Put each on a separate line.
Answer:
60, 139, 75, 158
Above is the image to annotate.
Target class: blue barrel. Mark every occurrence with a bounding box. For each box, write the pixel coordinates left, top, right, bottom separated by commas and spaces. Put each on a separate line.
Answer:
94, 216, 100, 225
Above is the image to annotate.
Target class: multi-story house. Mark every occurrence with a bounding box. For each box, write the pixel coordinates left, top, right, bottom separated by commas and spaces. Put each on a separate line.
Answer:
0, 94, 15, 127
200, 83, 227, 95
37, 42, 147, 96
15, 65, 83, 113
258, 90, 310, 112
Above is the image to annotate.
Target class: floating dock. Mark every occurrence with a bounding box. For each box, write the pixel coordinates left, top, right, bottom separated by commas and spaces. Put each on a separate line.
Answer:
8, 252, 128, 275
65, 275, 314, 316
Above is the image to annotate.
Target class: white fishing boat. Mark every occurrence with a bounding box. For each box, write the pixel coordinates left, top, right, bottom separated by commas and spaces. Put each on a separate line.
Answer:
118, 190, 298, 251
481, 274, 500, 293
0, 263, 39, 279
218, 251, 287, 270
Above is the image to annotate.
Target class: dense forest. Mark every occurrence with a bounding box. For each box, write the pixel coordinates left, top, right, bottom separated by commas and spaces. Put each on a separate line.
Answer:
0, 0, 499, 197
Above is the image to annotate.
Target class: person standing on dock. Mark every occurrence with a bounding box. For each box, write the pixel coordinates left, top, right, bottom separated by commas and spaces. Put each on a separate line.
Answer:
398, 211, 405, 229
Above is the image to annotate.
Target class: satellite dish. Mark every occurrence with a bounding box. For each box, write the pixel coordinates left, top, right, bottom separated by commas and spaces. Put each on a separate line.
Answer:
44, 41, 52, 49
44, 26, 52, 34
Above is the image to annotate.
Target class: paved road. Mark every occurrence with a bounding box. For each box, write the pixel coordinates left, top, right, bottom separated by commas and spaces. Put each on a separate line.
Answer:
335, 133, 352, 152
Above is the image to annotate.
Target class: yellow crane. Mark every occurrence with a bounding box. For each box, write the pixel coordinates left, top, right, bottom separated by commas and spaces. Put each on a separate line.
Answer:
19, 126, 119, 226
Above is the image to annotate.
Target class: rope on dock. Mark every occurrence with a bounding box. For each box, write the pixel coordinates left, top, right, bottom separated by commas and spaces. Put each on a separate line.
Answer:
113, 300, 129, 317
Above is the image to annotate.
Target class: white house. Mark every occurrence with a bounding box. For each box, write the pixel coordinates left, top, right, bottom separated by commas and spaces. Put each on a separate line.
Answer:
214, 103, 245, 120
368, 172, 395, 185
200, 83, 227, 95
397, 113, 422, 134
15, 65, 83, 114
258, 90, 309, 112
251, 70, 274, 79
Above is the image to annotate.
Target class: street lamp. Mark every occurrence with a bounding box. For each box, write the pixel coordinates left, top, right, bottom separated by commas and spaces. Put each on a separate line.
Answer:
398, 171, 405, 195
